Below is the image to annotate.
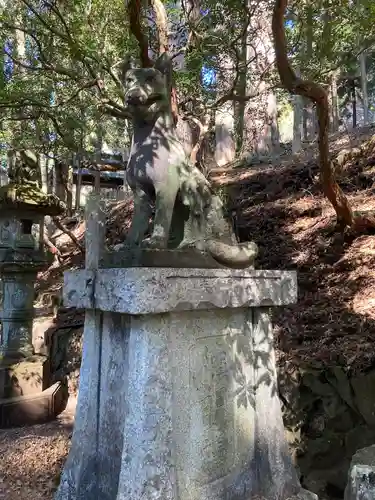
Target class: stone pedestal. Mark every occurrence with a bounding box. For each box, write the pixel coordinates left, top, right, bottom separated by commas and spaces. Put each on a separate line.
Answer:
57, 267, 316, 500
0, 190, 68, 426
0, 269, 41, 358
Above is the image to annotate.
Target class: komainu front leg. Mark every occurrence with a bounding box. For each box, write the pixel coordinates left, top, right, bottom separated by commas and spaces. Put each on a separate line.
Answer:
142, 181, 179, 249
125, 187, 153, 246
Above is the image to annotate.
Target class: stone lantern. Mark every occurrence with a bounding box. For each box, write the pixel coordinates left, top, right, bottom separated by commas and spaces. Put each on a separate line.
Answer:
0, 150, 68, 427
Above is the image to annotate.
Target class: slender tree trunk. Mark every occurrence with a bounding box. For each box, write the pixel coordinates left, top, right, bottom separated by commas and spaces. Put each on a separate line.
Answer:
94, 124, 102, 195
54, 160, 68, 203
39, 155, 49, 193
357, 0, 369, 125
215, 102, 236, 166
242, 2, 280, 158
352, 79, 357, 128
302, 5, 315, 141
330, 72, 339, 132
234, 17, 248, 154
359, 53, 369, 125
292, 91, 303, 154
75, 154, 82, 210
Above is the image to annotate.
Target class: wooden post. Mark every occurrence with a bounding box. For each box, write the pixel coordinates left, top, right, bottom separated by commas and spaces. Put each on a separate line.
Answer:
94, 170, 101, 195
75, 154, 82, 210
85, 193, 106, 270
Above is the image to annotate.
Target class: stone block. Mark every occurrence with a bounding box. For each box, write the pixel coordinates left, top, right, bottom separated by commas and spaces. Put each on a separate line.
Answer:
33, 315, 55, 354
345, 445, 375, 500
0, 355, 49, 398
56, 268, 311, 500
0, 381, 68, 428
63, 268, 298, 314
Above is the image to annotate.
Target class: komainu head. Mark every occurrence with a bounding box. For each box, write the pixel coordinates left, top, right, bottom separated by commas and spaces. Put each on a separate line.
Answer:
122, 54, 173, 120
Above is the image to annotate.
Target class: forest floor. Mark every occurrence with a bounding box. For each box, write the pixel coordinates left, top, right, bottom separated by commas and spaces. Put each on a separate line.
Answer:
2, 124, 375, 498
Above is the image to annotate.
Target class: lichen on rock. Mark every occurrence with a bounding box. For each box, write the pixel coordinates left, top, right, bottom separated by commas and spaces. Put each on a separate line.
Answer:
0, 182, 66, 216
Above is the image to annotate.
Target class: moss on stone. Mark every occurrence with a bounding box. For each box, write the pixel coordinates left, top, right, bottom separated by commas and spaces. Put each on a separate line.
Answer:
0, 183, 66, 216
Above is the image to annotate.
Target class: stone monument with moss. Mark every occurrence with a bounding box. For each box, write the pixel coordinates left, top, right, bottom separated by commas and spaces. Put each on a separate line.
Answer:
0, 150, 68, 427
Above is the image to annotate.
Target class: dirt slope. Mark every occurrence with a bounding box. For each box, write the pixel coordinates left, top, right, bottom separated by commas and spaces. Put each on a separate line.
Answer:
212, 125, 375, 372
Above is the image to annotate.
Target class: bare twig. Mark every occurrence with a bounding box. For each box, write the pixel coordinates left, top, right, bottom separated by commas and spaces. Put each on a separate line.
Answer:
52, 216, 84, 253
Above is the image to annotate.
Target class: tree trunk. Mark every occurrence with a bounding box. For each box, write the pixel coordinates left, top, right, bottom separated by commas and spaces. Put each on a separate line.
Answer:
267, 91, 280, 156
302, 5, 315, 141
352, 79, 357, 128
357, 0, 369, 126
359, 53, 369, 125
94, 124, 102, 195
330, 72, 339, 132
243, 3, 280, 158
75, 154, 82, 210
39, 155, 49, 193
292, 93, 303, 154
234, 16, 248, 155
215, 102, 236, 166
54, 160, 68, 203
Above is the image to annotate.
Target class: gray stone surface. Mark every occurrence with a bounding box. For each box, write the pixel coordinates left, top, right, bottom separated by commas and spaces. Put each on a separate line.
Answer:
64, 267, 297, 314
288, 490, 319, 500
56, 269, 309, 500
0, 212, 46, 358
345, 445, 375, 500
0, 186, 67, 426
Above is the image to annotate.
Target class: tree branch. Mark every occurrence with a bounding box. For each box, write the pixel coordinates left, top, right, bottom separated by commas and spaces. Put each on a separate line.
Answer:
272, 0, 354, 229
150, 0, 169, 54
127, 0, 152, 67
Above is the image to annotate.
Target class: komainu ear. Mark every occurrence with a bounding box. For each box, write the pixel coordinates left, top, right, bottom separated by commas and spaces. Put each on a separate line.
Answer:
154, 53, 173, 90
154, 53, 171, 74
118, 55, 135, 82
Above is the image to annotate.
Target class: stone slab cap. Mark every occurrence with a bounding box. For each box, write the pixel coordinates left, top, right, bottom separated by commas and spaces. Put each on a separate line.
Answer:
64, 268, 297, 314
0, 183, 66, 216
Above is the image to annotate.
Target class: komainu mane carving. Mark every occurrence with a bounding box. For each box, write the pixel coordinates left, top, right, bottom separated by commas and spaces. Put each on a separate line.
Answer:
119, 54, 258, 269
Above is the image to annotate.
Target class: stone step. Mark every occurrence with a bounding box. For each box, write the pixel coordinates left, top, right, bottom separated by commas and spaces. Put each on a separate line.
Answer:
0, 381, 68, 428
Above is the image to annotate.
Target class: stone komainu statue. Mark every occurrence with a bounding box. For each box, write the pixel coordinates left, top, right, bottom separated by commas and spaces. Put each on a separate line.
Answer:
119, 54, 258, 269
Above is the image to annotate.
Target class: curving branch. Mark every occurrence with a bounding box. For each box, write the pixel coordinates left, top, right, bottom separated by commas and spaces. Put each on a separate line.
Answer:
272, 0, 356, 230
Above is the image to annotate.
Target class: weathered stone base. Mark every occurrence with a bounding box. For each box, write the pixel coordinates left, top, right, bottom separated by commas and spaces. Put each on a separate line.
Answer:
344, 445, 375, 499
0, 381, 68, 428
56, 268, 314, 500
